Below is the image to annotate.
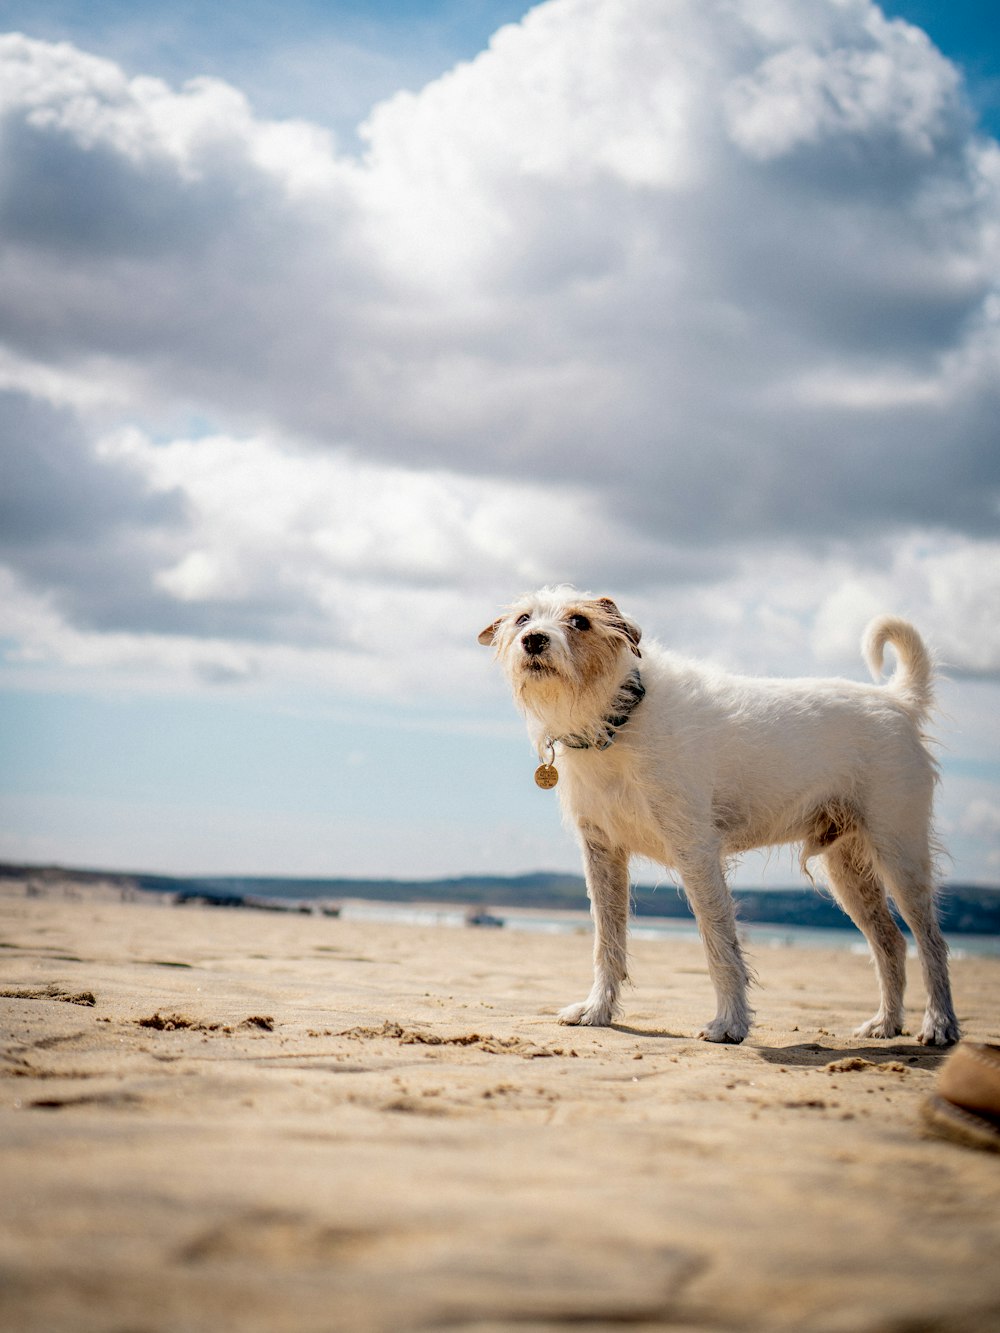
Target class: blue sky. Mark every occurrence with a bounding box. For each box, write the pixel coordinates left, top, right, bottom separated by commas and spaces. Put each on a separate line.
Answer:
0, 2, 538, 149
1, 1, 999, 885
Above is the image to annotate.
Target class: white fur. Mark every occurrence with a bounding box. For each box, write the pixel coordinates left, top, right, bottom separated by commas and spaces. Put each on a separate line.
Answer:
480, 586, 959, 1046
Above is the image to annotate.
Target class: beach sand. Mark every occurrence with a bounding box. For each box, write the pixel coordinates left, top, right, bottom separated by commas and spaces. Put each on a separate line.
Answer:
1, 875, 998, 1333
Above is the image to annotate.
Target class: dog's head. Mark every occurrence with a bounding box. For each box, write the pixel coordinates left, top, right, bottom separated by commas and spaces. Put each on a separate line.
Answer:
479, 587, 641, 721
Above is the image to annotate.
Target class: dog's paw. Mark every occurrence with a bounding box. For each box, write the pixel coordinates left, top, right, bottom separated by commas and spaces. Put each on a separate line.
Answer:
854, 1015, 903, 1040
697, 1016, 749, 1044
917, 1013, 961, 1047
558, 1000, 613, 1027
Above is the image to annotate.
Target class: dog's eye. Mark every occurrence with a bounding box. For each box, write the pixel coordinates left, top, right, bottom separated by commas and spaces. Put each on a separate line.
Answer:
514, 613, 531, 626
568, 614, 591, 631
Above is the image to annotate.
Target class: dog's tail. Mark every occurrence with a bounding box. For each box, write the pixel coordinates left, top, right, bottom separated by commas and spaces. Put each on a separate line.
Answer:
863, 615, 935, 722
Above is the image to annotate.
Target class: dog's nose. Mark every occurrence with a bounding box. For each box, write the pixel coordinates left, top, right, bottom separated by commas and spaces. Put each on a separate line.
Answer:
521, 631, 549, 657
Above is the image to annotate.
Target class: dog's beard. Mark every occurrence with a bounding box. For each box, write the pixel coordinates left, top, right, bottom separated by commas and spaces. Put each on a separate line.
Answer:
507, 641, 564, 679
513, 658, 560, 694
510, 653, 570, 714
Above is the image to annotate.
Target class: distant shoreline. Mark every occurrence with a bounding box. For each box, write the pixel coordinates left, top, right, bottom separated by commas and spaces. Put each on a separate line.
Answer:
3, 860, 999, 938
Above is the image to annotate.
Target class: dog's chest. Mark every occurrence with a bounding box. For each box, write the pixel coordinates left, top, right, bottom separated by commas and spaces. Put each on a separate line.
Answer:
558, 747, 667, 860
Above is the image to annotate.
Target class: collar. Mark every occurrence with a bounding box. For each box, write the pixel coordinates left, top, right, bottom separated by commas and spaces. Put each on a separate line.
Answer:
549, 668, 645, 752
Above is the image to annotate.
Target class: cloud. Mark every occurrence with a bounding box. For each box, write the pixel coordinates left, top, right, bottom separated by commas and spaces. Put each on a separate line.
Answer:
723, 9, 963, 159
2, 419, 679, 697
0, 391, 190, 633
1, 2, 999, 699
351, 0, 999, 528
0, 392, 164, 544
809, 536, 1000, 677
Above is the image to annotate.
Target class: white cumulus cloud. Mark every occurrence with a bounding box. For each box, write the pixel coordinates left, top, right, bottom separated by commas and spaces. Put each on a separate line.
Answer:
0, 0, 999, 703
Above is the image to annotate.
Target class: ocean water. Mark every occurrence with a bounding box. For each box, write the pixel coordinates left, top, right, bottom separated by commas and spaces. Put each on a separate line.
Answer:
334, 900, 1000, 958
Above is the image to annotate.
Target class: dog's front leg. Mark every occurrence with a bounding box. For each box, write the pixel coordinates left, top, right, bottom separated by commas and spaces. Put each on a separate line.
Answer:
678, 852, 754, 1043
558, 836, 629, 1027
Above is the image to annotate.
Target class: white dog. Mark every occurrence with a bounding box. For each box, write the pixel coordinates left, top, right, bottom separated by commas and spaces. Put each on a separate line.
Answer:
479, 587, 959, 1046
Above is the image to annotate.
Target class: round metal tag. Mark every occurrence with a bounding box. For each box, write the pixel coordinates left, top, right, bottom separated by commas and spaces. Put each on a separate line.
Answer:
534, 763, 559, 790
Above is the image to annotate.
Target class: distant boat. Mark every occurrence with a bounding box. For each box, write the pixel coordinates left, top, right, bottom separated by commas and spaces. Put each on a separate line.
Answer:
465, 909, 504, 929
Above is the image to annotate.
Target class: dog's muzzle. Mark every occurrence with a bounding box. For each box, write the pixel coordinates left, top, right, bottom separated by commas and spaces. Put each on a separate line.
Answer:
521, 631, 549, 657
519, 630, 555, 673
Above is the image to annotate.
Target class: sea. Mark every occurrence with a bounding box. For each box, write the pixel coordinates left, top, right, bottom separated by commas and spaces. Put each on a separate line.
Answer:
330, 899, 1000, 959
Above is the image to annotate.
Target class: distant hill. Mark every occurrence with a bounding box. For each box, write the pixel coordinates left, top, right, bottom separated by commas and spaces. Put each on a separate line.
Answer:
3, 862, 998, 935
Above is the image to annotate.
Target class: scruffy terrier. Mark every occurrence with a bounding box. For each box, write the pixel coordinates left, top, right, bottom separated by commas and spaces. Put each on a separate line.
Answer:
479, 587, 959, 1046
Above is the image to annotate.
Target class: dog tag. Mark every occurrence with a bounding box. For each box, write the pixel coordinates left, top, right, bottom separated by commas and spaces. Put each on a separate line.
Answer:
534, 763, 559, 790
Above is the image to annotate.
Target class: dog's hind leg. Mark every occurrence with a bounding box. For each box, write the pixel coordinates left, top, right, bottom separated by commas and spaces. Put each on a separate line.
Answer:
875, 847, 960, 1046
678, 851, 754, 1043
822, 836, 907, 1039
558, 836, 630, 1027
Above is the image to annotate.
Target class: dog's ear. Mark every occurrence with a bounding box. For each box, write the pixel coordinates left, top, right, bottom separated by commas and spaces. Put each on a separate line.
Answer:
596, 597, 642, 658
478, 618, 503, 646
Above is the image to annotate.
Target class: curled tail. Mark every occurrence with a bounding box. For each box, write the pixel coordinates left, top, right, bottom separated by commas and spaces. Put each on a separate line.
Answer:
863, 615, 935, 722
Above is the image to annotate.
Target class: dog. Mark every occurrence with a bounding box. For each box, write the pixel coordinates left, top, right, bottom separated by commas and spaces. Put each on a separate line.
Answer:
479, 586, 959, 1046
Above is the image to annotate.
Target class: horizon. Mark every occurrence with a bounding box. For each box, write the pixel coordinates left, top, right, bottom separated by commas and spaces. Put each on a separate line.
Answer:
6, 859, 998, 894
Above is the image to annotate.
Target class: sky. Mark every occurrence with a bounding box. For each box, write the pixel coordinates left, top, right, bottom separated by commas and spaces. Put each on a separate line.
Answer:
1, 0, 999, 888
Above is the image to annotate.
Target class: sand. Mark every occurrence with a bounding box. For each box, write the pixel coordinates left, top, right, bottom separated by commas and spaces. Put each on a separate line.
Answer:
1, 876, 999, 1333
